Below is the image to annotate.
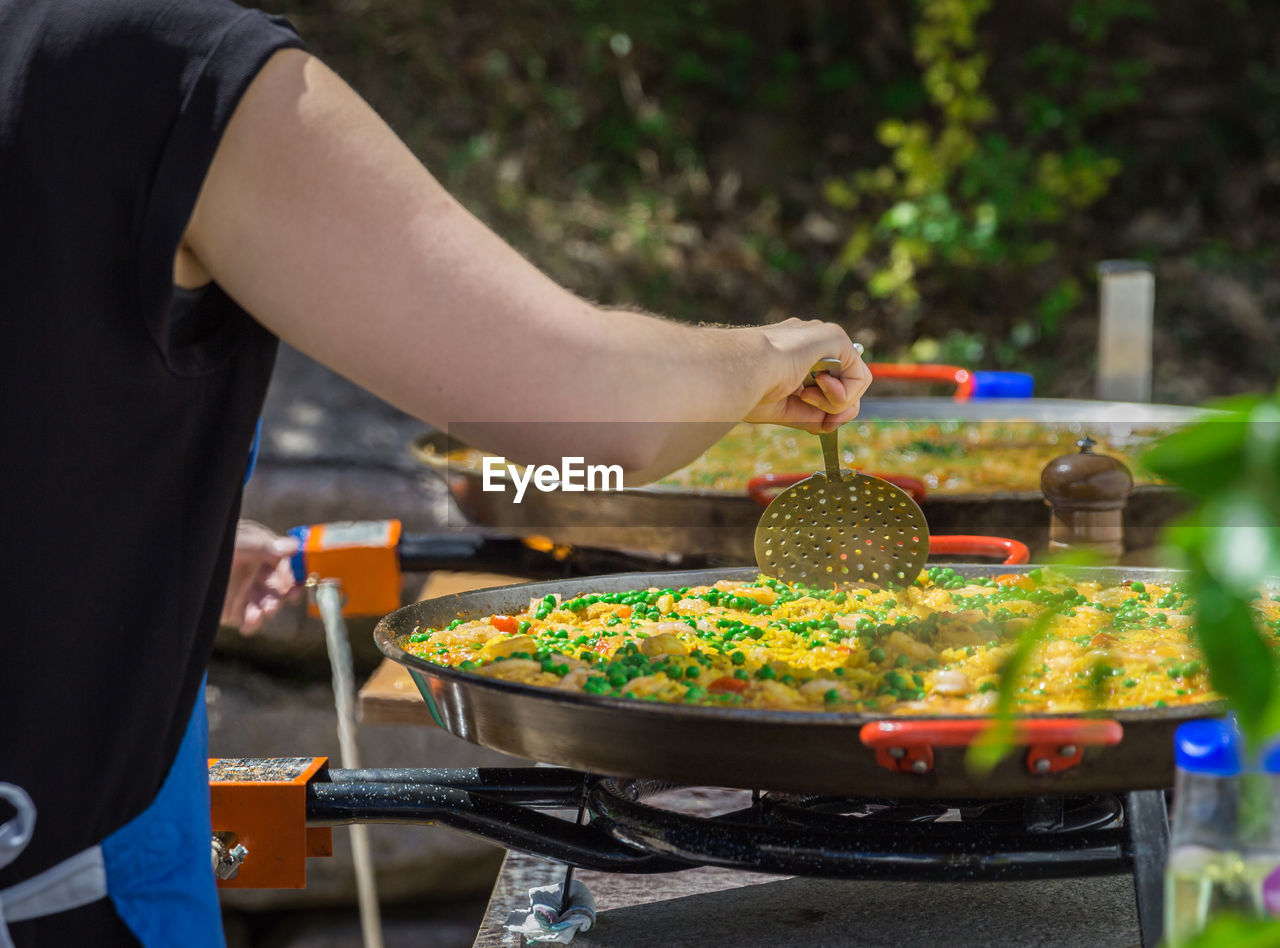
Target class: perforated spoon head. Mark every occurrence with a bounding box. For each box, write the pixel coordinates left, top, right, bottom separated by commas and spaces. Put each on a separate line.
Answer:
754, 470, 930, 588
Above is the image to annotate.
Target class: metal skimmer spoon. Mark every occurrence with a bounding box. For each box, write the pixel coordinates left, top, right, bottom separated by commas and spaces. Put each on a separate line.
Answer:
754, 358, 930, 588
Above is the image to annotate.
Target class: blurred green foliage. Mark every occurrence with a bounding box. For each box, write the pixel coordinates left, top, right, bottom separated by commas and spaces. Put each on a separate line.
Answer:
824, 0, 1141, 368
262, 0, 1280, 398
1175, 913, 1280, 947
1144, 388, 1280, 746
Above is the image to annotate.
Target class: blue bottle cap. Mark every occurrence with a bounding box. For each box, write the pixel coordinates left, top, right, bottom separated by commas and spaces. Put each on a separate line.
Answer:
1262, 739, 1280, 775
1175, 718, 1243, 776
286, 525, 310, 584
970, 371, 1035, 399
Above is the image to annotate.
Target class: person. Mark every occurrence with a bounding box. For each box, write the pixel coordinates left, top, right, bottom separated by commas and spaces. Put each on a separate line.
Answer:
0, 1, 871, 945
220, 521, 300, 635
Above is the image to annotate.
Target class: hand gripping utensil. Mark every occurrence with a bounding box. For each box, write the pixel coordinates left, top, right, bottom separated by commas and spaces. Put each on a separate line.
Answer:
754, 358, 930, 587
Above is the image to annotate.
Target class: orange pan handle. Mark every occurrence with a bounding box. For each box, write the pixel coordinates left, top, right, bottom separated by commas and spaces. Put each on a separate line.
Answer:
860, 718, 1123, 776
747, 472, 928, 507
927, 535, 1030, 565
866, 362, 974, 402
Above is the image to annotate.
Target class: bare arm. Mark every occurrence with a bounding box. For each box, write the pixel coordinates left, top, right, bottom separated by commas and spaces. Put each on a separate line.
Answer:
183, 50, 870, 482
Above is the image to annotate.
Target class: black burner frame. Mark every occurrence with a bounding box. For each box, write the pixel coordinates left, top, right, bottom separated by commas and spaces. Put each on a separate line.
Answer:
306, 767, 1169, 947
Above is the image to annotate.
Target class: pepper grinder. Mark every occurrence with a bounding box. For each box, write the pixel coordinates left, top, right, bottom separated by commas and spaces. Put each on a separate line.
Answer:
1040, 436, 1133, 561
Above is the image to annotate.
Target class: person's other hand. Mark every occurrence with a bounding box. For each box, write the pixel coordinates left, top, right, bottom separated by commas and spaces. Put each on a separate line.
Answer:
221, 520, 300, 635
745, 318, 872, 432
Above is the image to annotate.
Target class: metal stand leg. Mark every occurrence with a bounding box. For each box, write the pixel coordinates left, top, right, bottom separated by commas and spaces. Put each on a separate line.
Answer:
1126, 790, 1168, 948
558, 776, 589, 915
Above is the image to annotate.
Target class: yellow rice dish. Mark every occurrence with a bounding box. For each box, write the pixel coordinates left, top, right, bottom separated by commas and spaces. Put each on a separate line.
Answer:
403, 570, 1280, 715
657, 421, 1160, 493
436, 421, 1162, 495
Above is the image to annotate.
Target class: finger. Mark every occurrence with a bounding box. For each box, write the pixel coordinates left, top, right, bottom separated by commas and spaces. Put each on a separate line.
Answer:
221, 567, 254, 628
771, 396, 836, 432
797, 388, 831, 413
814, 372, 851, 411
232, 546, 291, 569
786, 378, 865, 430
241, 602, 263, 635
265, 559, 297, 596
820, 401, 862, 431
846, 358, 873, 400
797, 377, 848, 415
798, 339, 861, 410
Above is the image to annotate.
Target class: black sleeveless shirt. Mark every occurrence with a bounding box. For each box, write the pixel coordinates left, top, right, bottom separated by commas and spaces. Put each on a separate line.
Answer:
0, 0, 301, 936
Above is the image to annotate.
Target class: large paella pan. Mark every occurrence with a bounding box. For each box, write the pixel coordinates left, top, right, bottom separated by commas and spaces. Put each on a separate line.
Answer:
414, 397, 1204, 559
374, 563, 1267, 798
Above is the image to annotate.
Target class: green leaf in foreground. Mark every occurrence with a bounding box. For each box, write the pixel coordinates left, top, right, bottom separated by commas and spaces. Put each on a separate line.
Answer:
1187, 566, 1276, 743
1142, 399, 1259, 500
1142, 389, 1280, 749
1173, 914, 1280, 948
966, 606, 1056, 773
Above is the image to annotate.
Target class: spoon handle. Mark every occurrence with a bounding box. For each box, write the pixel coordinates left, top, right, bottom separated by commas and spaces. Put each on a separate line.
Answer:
817, 428, 841, 479
806, 358, 844, 479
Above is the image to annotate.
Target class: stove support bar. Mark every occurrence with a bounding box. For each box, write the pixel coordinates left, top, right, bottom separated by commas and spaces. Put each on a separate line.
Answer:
304, 780, 687, 874
1126, 790, 1169, 948
212, 759, 1169, 945
325, 767, 587, 805
588, 780, 1134, 881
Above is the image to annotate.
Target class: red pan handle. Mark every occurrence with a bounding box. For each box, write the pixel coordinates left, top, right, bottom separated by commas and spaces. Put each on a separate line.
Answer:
747, 472, 928, 507
860, 718, 1123, 748
866, 362, 974, 402
927, 535, 1030, 565
860, 718, 1124, 776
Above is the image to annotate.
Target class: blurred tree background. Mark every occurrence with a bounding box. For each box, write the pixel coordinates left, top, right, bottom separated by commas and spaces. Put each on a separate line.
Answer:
260, 0, 1279, 402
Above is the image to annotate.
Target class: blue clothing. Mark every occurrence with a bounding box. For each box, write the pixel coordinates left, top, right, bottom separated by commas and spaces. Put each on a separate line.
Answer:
1, 688, 219, 947
102, 687, 222, 948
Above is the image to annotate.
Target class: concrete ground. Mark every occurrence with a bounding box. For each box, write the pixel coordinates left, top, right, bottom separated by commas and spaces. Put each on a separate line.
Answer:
475, 851, 1145, 948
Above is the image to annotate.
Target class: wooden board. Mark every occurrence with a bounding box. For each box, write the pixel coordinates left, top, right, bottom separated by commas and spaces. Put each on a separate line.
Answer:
357, 570, 531, 725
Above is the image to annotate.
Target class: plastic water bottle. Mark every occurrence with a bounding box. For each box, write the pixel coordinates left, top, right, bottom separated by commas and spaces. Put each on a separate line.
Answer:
1164, 719, 1255, 945
1239, 741, 1280, 921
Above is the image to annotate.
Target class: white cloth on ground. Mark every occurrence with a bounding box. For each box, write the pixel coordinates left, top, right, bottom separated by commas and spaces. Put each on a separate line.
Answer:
505, 879, 597, 944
